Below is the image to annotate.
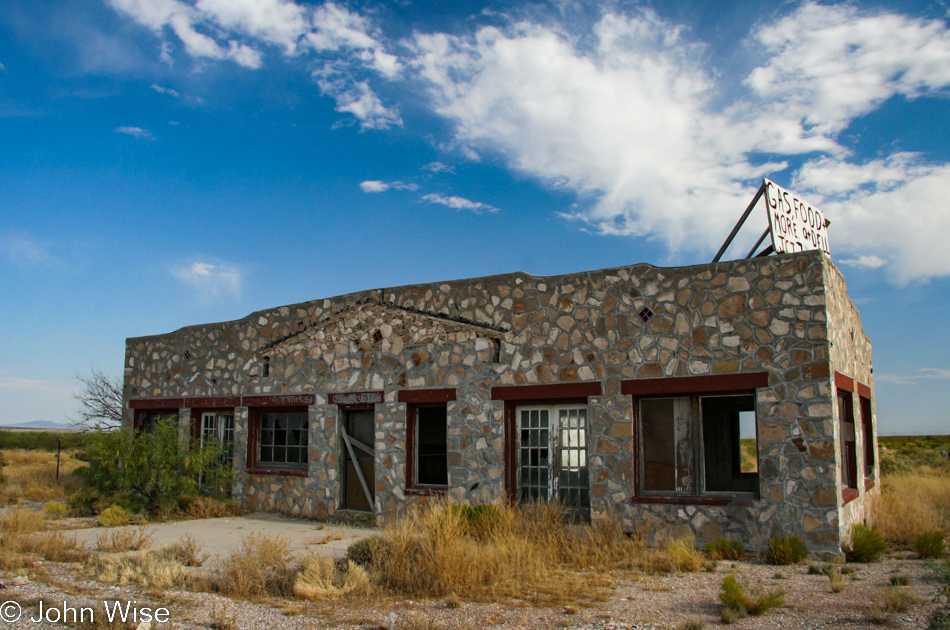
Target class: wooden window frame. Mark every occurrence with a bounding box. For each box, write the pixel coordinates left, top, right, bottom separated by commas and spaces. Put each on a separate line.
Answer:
623, 373, 769, 506
246, 406, 309, 477
399, 388, 456, 496
835, 372, 859, 504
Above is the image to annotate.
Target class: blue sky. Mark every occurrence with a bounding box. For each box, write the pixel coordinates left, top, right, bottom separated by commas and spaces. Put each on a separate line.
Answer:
1, 0, 949, 435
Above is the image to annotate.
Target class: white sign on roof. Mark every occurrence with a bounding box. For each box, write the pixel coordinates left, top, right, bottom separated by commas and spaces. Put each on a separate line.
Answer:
763, 178, 831, 255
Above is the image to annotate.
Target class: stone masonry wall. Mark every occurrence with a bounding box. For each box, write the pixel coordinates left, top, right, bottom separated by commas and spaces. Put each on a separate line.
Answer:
823, 261, 878, 539
124, 250, 871, 552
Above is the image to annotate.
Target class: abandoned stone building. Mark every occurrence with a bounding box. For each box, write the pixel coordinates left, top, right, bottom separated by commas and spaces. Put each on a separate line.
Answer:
123, 249, 878, 553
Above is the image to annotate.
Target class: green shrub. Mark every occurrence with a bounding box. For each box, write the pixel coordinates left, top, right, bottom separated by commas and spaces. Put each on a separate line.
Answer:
764, 535, 808, 565
890, 574, 910, 586
705, 537, 745, 560
98, 504, 132, 527
448, 503, 504, 537
914, 531, 946, 559
844, 524, 888, 563
346, 534, 383, 567
42, 501, 70, 518
76, 418, 232, 515
718, 574, 785, 622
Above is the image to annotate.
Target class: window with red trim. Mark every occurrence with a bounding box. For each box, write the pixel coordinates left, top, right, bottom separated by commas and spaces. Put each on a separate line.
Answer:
247, 407, 308, 473
837, 392, 858, 492
859, 396, 874, 480
134, 410, 178, 434
638, 394, 758, 496
407, 404, 448, 489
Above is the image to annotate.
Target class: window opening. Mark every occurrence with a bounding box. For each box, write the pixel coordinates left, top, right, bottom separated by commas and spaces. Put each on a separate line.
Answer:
838, 392, 858, 490
341, 409, 375, 511
860, 396, 874, 479
638, 394, 758, 496
414, 407, 447, 487
517, 405, 589, 518
258, 410, 308, 469
637, 306, 655, 322
136, 411, 176, 434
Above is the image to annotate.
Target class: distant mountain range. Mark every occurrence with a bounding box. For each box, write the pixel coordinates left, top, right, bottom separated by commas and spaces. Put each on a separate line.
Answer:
0, 420, 71, 430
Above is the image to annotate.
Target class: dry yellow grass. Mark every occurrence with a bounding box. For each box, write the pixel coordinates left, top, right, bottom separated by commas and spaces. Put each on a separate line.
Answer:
371, 500, 688, 605
93, 548, 200, 591
874, 469, 950, 543
0, 508, 86, 568
215, 533, 297, 599
0, 448, 85, 504
95, 526, 154, 553
293, 554, 373, 600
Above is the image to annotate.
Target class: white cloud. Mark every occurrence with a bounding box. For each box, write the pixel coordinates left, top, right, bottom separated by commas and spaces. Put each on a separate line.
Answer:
747, 4, 950, 149
359, 180, 418, 193
0, 230, 59, 268
0, 376, 75, 393
324, 80, 401, 130
877, 367, 950, 386
171, 261, 242, 298
406, 5, 950, 280
422, 193, 498, 214
114, 126, 154, 139
422, 161, 455, 173
109, 0, 400, 121
105, 1, 950, 282
150, 83, 179, 97
839, 255, 886, 269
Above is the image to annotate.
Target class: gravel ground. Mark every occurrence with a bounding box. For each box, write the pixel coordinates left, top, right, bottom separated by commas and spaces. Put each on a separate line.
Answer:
1, 513, 945, 629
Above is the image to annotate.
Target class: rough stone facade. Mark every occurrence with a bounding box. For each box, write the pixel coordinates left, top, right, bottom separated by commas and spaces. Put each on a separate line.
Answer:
123, 250, 878, 553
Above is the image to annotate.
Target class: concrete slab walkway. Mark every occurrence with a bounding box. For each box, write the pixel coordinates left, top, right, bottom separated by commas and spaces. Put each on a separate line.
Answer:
68, 512, 378, 567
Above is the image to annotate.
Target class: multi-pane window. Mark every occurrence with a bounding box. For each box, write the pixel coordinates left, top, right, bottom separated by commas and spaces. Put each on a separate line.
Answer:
258, 411, 308, 469
517, 405, 589, 516
638, 394, 758, 496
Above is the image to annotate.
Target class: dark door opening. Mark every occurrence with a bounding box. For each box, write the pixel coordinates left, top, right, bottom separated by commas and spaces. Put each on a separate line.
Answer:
341, 409, 375, 511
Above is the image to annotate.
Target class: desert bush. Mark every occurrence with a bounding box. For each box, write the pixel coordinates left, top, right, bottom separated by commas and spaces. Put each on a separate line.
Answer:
186, 495, 241, 519
826, 565, 845, 592
666, 536, 705, 572
346, 534, 383, 567
705, 537, 744, 560
764, 535, 808, 565
293, 553, 372, 600
78, 418, 232, 515
928, 560, 950, 630
868, 586, 922, 614
98, 505, 133, 527
914, 530, 946, 559
95, 526, 153, 553
447, 503, 504, 538
844, 524, 888, 562
891, 574, 910, 586
215, 533, 296, 599
718, 574, 785, 622
43, 501, 70, 518
159, 533, 209, 567
0, 507, 46, 533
